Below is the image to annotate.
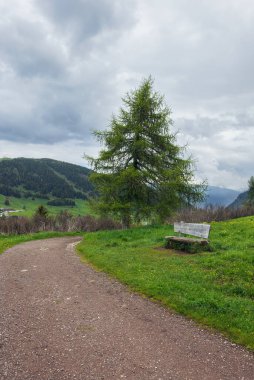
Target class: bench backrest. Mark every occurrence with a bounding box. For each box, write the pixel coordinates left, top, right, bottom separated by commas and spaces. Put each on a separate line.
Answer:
174, 222, 210, 239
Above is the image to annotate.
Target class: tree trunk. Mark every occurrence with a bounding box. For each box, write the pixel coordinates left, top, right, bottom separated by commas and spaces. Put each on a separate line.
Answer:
122, 213, 131, 229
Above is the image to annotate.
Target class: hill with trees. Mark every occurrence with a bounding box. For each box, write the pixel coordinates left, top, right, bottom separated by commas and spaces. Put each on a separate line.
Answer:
202, 186, 240, 207
227, 177, 254, 209
0, 158, 93, 200
228, 191, 248, 209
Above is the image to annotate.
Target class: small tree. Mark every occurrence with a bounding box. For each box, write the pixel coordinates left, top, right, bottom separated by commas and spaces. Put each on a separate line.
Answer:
4, 197, 10, 206
247, 176, 254, 206
86, 77, 205, 227
35, 205, 48, 218
33, 205, 49, 230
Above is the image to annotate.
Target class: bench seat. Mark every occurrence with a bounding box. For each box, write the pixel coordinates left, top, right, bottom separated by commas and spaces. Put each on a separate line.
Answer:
165, 236, 209, 245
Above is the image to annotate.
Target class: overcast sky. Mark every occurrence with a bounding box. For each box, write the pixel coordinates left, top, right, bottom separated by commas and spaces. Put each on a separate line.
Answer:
0, 0, 253, 190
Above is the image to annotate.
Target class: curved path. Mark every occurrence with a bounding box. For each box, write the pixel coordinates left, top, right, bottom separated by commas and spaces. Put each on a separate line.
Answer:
0, 237, 253, 380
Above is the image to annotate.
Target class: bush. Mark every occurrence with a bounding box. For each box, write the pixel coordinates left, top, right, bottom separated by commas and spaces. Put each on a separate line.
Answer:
0, 212, 121, 235
168, 205, 254, 224
4, 197, 10, 206
47, 198, 76, 206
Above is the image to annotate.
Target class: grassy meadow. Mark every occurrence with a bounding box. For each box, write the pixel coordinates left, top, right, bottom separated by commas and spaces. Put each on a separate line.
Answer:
0, 194, 91, 217
77, 216, 254, 350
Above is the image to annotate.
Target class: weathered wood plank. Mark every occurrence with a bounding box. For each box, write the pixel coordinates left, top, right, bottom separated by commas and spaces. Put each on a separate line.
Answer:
174, 222, 210, 239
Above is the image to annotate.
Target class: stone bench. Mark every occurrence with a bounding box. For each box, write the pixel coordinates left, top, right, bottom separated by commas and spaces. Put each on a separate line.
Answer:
165, 222, 211, 252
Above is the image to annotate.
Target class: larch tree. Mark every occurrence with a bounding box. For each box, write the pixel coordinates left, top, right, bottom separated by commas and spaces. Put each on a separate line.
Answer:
247, 176, 254, 205
86, 77, 205, 227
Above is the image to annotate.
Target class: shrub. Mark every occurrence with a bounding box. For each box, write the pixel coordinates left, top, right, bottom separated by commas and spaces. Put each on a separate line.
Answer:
4, 197, 10, 206
168, 205, 254, 224
0, 212, 121, 235
47, 198, 76, 206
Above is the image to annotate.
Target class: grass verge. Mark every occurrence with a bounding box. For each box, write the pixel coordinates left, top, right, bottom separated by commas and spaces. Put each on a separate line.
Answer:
0, 231, 81, 255
77, 217, 254, 350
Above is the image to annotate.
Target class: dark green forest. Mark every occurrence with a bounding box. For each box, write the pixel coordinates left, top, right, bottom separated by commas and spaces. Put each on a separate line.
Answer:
0, 158, 93, 200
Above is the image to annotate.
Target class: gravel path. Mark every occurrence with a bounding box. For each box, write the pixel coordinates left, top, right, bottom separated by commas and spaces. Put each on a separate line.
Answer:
0, 237, 253, 380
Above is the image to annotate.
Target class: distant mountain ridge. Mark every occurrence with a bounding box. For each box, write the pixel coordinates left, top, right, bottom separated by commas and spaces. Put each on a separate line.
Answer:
227, 191, 248, 209
202, 186, 241, 207
0, 158, 93, 199
0, 157, 244, 207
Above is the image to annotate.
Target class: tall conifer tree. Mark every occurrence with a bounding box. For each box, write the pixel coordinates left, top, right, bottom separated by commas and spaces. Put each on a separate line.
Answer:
86, 77, 205, 227
247, 176, 254, 205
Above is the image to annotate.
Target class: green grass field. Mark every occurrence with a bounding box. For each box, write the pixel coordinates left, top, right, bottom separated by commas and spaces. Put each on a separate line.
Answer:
77, 216, 254, 350
0, 194, 91, 217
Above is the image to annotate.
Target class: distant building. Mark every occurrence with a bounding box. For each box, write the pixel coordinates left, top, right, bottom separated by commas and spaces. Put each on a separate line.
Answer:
0, 208, 22, 217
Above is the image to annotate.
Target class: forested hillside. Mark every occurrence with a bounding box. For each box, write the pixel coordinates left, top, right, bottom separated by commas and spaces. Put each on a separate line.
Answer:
228, 191, 248, 209
202, 186, 240, 207
0, 158, 93, 199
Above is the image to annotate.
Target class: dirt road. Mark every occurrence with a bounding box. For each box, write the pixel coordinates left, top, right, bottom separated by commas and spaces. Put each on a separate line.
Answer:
0, 237, 253, 379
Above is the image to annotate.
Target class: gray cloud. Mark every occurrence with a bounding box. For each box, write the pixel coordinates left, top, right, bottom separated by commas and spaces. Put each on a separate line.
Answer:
37, 0, 136, 41
0, 0, 254, 189
175, 110, 254, 139
0, 16, 67, 78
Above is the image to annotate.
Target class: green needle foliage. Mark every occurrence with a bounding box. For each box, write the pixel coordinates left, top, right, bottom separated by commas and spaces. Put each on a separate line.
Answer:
87, 77, 205, 227
247, 176, 254, 206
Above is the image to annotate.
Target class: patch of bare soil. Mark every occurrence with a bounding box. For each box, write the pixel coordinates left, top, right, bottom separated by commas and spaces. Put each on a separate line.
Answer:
0, 237, 253, 379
